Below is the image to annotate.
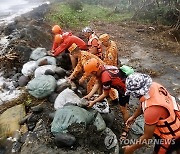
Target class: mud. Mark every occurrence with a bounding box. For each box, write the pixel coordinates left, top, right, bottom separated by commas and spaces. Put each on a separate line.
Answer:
93, 21, 180, 100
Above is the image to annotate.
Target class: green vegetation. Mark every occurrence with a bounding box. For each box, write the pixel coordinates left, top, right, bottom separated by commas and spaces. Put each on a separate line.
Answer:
46, 2, 132, 29
133, 5, 180, 26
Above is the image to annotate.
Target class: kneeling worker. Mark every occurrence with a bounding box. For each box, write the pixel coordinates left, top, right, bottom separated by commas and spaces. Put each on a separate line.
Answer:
83, 58, 134, 140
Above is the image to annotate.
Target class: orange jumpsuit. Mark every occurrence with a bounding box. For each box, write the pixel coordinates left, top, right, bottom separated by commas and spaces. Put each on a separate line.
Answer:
102, 40, 118, 100
52, 32, 72, 51
70, 51, 104, 82
103, 40, 118, 66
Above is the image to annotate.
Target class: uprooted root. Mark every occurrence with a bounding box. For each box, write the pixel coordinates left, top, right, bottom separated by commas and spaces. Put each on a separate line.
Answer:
0, 52, 21, 74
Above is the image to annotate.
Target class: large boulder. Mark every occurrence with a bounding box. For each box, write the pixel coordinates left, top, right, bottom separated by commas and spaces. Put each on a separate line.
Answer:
37, 56, 56, 66
21, 61, 37, 77
30, 48, 47, 60
34, 65, 56, 78
54, 88, 81, 110
27, 75, 56, 99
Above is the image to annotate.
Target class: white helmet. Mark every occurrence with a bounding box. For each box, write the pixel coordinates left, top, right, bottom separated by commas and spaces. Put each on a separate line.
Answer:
82, 27, 93, 33
125, 73, 152, 97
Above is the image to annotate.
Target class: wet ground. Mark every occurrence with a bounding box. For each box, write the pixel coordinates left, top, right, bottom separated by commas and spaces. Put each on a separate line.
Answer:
93, 21, 180, 100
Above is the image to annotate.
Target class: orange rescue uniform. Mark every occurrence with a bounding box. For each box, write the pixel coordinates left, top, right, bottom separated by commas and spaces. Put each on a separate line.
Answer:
140, 82, 180, 154
103, 40, 118, 66
53, 35, 87, 56
70, 51, 104, 82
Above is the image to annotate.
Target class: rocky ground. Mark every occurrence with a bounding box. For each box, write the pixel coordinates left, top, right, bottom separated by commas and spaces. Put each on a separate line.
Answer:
0, 2, 180, 154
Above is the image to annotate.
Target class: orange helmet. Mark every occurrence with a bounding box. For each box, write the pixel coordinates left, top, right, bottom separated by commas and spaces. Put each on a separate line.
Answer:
54, 34, 63, 44
83, 58, 100, 74
52, 25, 62, 34
99, 33, 110, 42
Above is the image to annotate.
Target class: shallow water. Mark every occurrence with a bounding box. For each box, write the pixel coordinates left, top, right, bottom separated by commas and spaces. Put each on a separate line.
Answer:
0, 0, 50, 25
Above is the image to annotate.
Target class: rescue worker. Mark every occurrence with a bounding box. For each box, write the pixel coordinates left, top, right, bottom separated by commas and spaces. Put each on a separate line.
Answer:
51, 25, 63, 51
51, 25, 72, 52
68, 43, 119, 102
82, 27, 102, 59
87, 33, 118, 99
51, 34, 87, 68
68, 43, 104, 85
83, 58, 133, 139
123, 73, 180, 154
99, 33, 118, 66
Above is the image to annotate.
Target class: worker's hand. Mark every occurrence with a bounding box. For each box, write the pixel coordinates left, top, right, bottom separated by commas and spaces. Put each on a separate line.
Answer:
79, 78, 84, 85
87, 101, 95, 108
68, 75, 74, 81
83, 95, 91, 100
125, 116, 136, 128
122, 145, 134, 154
47, 50, 54, 56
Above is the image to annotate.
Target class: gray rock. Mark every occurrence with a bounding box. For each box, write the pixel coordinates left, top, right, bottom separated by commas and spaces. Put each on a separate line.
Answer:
48, 92, 58, 103
31, 104, 43, 113
101, 111, 115, 128
49, 112, 55, 120
53, 74, 59, 80
13, 81, 19, 88
56, 82, 71, 93
27, 75, 56, 99
44, 69, 55, 76
30, 48, 47, 60
78, 98, 89, 107
131, 115, 144, 135
18, 75, 30, 87
37, 58, 48, 66
55, 67, 66, 78
12, 73, 22, 82
37, 56, 56, 66
54, 133, 76, 147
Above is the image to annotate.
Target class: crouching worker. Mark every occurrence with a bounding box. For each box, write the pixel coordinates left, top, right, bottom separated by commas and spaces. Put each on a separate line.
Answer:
68, 43, 104, 85
99, 33, 118, 66
50, 34, 87, 69
82, 27, 102, 59
123, 73, 180, 154
83, 58, 134, 140
51, 25, 72, 51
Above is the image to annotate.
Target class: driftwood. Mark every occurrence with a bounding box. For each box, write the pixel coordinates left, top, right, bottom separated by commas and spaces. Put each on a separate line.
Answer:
0, 52, 18, 61
0, 52, 19, 71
